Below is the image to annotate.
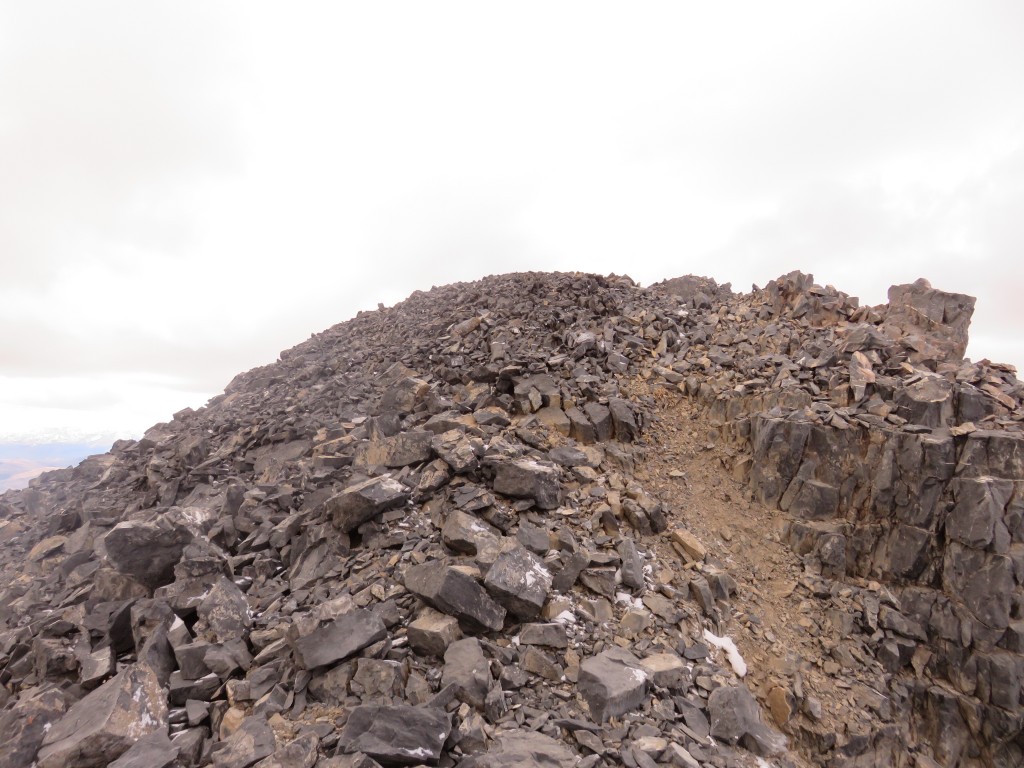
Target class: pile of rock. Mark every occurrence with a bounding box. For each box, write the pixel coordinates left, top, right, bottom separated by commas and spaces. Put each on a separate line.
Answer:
0, 270, 1019, 767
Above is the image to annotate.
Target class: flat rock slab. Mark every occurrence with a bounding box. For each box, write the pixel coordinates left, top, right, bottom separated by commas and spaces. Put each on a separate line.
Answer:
404, 561, 506, 632
329, 476, 409, 532
578, 647, 649, 723
37, 663, 168, 768
338, 705, 452, 767
459, 731, 578, 768
294, 609, 388, 669
493, 460, 562, 509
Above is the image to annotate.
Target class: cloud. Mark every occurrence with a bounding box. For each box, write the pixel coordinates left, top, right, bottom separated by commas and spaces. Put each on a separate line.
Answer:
0, 2, 239, 290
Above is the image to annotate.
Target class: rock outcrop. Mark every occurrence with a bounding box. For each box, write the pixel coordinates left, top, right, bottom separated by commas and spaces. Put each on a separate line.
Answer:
0, 270, 1020, 768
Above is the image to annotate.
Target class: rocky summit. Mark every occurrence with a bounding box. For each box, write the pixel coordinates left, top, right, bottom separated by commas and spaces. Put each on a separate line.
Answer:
1, 271, 1022, 768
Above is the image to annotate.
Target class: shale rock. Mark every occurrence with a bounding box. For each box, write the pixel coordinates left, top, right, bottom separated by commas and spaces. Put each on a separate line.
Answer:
338, 705, 452, 766
37, 663, 168, 768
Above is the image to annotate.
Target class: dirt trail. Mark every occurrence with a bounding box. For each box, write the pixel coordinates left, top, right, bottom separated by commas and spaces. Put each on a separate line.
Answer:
634, 382, 897, 764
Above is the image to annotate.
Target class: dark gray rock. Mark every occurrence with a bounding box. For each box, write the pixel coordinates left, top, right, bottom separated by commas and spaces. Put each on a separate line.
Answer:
483, 548, 553, 620
407, 608, 462, 657
493, 460, 563, 510
338, 705, 452, 767
252, 733, 319, 768
0, 687, 67, 768
403, 561, 506, 632
37, 663, 169, 768
617, 538, 644, 590
459, 731, 578, 768
212, 716, 277, 768
107, 730, 179, 768
328, 476, 409, 532
442, 638, 491, 709
293, 609, 388, 669
578, 648, 649, 723
102, 519, 193, 590
708, 684, 787, 756
197, 576, 252, 644
519, 622, 568, 649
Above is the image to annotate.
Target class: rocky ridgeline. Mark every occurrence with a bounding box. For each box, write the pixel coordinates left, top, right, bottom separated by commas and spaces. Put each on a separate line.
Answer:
0, 271, 1020, 768
661, 272, 1022, 765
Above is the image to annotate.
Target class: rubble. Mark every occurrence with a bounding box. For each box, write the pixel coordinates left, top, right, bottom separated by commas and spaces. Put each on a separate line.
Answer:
0, 270, 1021, 767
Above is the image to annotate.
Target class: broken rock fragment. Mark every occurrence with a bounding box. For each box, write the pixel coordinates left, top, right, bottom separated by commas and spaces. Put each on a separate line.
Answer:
404, 560, 506, 632
293, 609, 388, 669
338, 705, 452, 767
36, 663, 169, 768
459, 731, 578, 768
578, 647, 649, 723
328, 476, 409, 532
483, 547, 553, 620
492, 459, 563, 509
101, 519, 193, 589
708, 684, 787, 757
212, 715, 277, 768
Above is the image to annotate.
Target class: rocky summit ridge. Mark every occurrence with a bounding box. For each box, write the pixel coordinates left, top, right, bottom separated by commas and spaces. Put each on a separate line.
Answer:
0, 271, 1022, 768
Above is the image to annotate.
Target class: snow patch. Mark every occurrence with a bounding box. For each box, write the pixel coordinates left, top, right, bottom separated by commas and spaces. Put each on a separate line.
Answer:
703, 629, 748, 677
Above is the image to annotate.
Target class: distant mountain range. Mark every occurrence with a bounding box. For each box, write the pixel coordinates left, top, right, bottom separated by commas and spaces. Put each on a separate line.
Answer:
0, 441, 114, 492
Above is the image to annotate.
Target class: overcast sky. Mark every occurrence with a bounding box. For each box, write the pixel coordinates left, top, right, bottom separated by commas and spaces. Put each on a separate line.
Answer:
1, 2, 1022, 442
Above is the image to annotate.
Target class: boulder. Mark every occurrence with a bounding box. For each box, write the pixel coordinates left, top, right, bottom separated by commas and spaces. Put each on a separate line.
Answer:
293, 609, 388, 669
37, 663, 168, 768
442, 638, 491, 709
492, 460, 562, 510
212, 716, 277, 768
459, 731, 578, 768
328, 476, 409, 532
403, 561, 506, 632
578, 648, 649, 722
483, 547, 553, 620
338, 705, 452, 766
102, 519, 193, 590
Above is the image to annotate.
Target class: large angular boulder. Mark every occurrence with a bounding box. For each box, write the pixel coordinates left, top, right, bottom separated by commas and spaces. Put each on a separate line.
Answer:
36, 663, 169, 768
293, 609, 388, 669
492, 460, 562, 509
708, 684, 787, 757
338, 705, 452, 767
101, 519, 193, 590
578, 648, 649, 723
328, 476, 409, 532
107, 731, 179, 768
483, 548, 552, 620
403, 561, 506, 632
442, 638, 491, 709
197, 576, 252, 644
354, 431, 434, 469
0, 687, 68, 768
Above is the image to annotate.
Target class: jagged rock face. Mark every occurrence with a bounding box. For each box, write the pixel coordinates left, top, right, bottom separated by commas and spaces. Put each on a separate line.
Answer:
0, 270, 1021, 768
